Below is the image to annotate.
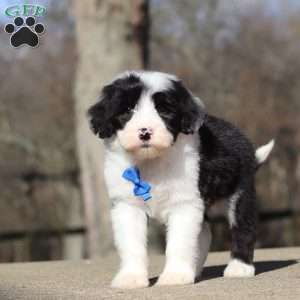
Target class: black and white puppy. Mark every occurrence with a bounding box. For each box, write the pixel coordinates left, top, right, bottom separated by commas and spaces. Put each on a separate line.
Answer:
88, 71, 274, 289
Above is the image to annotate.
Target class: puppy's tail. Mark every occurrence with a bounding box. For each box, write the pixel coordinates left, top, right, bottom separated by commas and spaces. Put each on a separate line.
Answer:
255, 139, 275, 170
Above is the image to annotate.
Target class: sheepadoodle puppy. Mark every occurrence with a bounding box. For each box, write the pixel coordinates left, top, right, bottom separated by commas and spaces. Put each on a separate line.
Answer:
88, 71, 274, 289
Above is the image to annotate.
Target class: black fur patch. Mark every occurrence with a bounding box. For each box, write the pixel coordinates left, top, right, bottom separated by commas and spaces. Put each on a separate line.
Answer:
152, 80, 205, 139
198, 115, 257, 264
88, 74, 144, 138
198, 115, 256, 202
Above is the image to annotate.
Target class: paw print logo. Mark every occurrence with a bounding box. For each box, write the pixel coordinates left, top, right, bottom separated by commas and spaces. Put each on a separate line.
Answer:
4, 16, 45, 48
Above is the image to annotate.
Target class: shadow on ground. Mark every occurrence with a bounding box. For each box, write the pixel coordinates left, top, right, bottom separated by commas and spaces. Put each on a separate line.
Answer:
199, 259, 298, 281
149, 259, 298, 285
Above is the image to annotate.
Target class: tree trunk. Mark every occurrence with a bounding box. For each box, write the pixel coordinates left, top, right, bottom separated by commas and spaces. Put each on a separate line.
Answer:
74, 0, 149, 257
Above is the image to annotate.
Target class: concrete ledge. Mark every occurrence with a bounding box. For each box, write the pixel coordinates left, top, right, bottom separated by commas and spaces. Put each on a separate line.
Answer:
0, 248, 299, 300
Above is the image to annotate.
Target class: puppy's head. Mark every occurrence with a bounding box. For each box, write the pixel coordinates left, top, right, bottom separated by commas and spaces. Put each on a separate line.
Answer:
88, 71, 205, 160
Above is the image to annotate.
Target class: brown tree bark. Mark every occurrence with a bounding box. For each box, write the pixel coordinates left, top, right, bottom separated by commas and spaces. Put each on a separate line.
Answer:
74, 0, 149, 257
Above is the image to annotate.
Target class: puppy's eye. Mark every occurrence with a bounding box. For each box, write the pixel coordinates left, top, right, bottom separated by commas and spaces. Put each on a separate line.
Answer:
152, 92, 167, 102
153, 91, 176, 114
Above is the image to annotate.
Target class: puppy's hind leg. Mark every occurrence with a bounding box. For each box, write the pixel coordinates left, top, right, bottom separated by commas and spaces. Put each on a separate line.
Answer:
224, 188, 256, 278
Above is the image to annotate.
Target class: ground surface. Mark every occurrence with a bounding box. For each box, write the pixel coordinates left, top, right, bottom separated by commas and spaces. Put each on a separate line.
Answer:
0, 247, 299, 300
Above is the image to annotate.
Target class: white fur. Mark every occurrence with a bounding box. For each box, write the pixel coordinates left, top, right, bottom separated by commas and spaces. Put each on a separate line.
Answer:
193, 96, 205, 109
139, 71, 176, 91
228, 190, 242, 228
112, 70, 176, 92
255, 139, 274, 165
105, 130, 206, 288
224, 259, 255, 278
105, 133, 202, 219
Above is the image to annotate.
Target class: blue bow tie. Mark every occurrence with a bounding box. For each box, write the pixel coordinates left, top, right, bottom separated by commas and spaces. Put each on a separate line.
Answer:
122, 167, 152, 201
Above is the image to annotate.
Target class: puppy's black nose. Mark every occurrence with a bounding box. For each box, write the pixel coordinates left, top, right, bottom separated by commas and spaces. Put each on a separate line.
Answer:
139, 128, 152, 141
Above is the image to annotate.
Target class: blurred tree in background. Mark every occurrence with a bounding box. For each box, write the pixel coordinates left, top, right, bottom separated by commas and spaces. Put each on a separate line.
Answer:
0, 0, 299, 262
74, 0, 150, 257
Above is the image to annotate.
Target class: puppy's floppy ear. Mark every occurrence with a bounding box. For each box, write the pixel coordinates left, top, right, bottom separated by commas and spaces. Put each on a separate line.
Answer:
173, 81, 206, 134
88, 84, 116, 139
181, 100, 206, 134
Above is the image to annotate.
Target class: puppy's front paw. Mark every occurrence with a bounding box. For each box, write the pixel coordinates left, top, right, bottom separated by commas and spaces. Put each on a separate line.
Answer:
156, 270, 195, 286
111, 270, 149, 289
224, 259, 255, 278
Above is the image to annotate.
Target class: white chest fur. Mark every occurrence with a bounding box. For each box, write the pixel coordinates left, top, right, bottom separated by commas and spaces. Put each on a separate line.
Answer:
104, 134, 202, 223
